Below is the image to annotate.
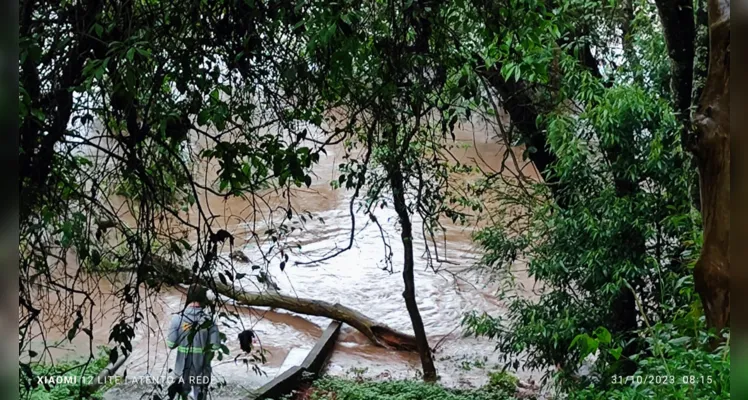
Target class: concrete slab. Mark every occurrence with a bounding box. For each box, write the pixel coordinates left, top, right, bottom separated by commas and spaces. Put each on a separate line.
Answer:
277, 347, 311, 377
301, 321, 341, 374
248, 321, 341, 400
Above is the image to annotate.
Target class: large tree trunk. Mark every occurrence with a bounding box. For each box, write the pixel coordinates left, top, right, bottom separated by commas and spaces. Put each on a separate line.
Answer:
480, 67, 568, 208
691, 0, 730, 331
151, 256, 419, 351
213, 283, 419, 351
655, 0, 730, 331
390, 166, 438, 382
655, 0, 696, 128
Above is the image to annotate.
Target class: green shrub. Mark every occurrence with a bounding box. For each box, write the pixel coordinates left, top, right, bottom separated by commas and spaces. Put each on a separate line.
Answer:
564, 316, 730, 400
19, 350, 114, 400
304, 377, 518, 400
487, 371, 519, 393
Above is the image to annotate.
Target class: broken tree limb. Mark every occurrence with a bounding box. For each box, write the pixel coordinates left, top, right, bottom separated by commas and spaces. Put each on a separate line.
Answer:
213, 285, 418, 351
152, 256, 418, 351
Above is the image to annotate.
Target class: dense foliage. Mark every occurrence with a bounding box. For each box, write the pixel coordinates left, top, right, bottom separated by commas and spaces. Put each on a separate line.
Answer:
19, 0, 334, 386
20, 351, 112, 400
567, 320, 729, 399
460, 0, 730, 396
19, 0, 729, 397
299, 376, 519, 400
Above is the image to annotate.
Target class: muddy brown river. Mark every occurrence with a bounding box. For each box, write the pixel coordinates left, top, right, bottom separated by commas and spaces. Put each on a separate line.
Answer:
29, 118, 547, 399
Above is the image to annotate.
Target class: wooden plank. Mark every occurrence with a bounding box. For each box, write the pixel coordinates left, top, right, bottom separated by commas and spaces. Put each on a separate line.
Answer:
300, 321, 341, 375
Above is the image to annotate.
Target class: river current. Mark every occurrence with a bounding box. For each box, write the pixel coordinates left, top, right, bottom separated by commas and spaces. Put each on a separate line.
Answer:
30, 117, 546, 399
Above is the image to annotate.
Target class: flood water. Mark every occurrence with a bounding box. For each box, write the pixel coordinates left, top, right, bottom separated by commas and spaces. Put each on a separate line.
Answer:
28, 117, 548, 399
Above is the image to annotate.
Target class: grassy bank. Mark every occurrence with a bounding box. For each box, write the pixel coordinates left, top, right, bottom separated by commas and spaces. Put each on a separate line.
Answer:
290, 372, 528, 400
19, 351, 115, 400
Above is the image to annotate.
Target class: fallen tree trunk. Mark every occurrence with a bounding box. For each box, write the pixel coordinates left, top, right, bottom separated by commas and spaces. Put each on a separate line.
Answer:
154, 256, 418, 351
212, 282, 418, 351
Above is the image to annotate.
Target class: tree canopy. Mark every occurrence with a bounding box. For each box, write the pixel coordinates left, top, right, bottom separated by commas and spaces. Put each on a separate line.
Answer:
19, 0, 729, 398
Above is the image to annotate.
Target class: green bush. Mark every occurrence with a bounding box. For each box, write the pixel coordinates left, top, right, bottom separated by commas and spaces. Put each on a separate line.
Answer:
487, 371, 519, 393
464, 0, 703, 383
19, 351, 114, 400
304, 377, 518, 400
564, 315, 730, 399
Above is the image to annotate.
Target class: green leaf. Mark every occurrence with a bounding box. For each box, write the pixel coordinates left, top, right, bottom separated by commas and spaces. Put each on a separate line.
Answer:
609, 347, 622, 360
197, 110, 210, 125
135, 48, 151, 58
669, 336, 691, 346
568, 334, 583, 350
594, 327, 611, 345
93, 23, 104, 37
551, 25, 560, 39
31, 108, 45, 122
27, 45, 42, 64
91, 249, 101, 266
170, 242, 183, 257
67, 326, 78, 342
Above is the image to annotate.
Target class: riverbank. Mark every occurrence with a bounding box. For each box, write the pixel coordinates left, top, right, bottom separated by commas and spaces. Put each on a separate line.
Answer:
20, 351, 115, 400
21, 348, 541, 400
292, 373, 536, 400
